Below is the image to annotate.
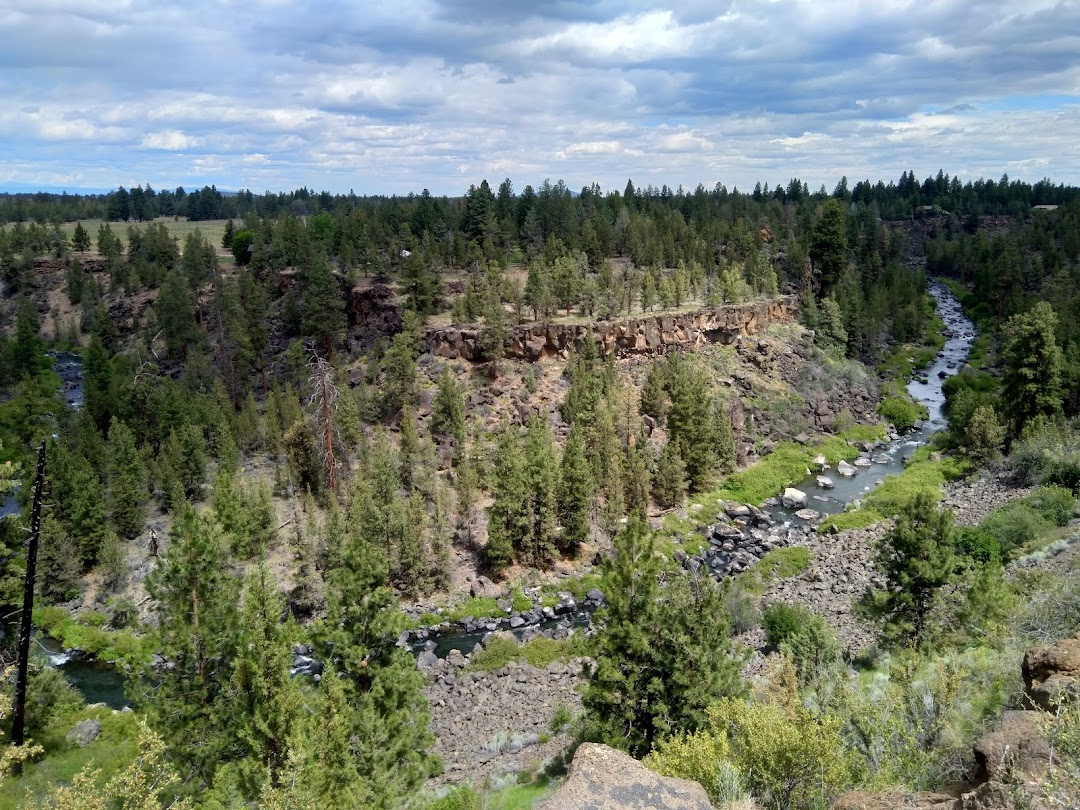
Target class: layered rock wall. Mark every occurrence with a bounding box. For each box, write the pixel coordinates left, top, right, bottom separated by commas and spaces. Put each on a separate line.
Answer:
425, 296, 797, 362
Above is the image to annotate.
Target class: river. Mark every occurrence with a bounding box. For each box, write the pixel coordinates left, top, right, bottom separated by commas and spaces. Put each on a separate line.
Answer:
31, 284, 974, 707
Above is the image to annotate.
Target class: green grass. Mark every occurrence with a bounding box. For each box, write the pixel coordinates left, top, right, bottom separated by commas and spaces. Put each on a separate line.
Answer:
34, 607, 150, 668
693, 428, 878, 508
444, 596, 503, 622
487, 782, 552, 810
819, 447, 970, 532
468, 635, 590, 672
38, 217, 234, 256
541, 573, 604, 603
0, 707, 141, 808
736, 547, 814, 595
511, 588, 534, 612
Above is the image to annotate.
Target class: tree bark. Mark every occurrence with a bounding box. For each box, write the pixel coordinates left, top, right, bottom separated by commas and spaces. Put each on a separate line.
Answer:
12, 440, 46, 747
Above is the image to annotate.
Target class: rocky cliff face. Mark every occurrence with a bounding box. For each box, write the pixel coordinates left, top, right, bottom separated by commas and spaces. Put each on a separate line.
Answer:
423, 297, 797, 362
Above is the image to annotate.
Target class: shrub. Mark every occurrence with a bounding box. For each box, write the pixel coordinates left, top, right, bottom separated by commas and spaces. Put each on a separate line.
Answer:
762, 603, 806, 647
711, 697, 859, 808
954, 527, 1002, 564
878, 395, 928, 431
981, 504, 1053, 558
1025, 485, 1077, 527
549, 704, 572, 734
644, 725, 747, 808
23, 666, 84, 736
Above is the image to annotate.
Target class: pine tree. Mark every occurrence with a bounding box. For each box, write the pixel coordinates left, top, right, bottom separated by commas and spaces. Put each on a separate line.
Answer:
655, 442, 688, 508
315, 497, 435, 806
301, 255, 345, 357
622, 444, 650, 520
484, 428, 525, 571
431, 369, 466, 449
71, 222, 91, 252
455, 450, 479, 547
37, 515, 81, 604
557, 426, 593, 555
583, 517, 746, 757
666, 355, 716, 491
1002, 301, 1063, 437
520, 414, 559, 566
860, 493, 959, 647
639, 361, 668, 421
222, 218, 235, 249
157, 268, 201, 361
47, 443, 107, 565
227, 565, 301, 794
713, 398, 737, 476
399, 406, 419, 491
108, 419, 148, 539
136, 505, 241, 784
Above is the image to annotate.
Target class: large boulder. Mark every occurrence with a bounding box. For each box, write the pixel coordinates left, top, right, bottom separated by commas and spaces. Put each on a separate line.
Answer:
781, 488, 808, 509
535, 743, 712, 810
1022, 633, 1080, 710
972, 710, 1051, 782
470, 575, 503, 599
66, 718, 103, 747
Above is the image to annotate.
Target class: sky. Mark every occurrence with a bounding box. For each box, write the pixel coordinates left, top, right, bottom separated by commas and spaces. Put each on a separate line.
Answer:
2, 0, 1079, 196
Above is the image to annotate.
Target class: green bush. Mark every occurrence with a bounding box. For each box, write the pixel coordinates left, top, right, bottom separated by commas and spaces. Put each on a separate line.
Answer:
23, 666, 85, 736
1025, 485, 1077, 527
954, 527, 1002, 564
422, 786, 482, 810
981, 504, 1053, 558
877, 395, 927, 431
762, 603, 806, 647
644, 724, 747, 808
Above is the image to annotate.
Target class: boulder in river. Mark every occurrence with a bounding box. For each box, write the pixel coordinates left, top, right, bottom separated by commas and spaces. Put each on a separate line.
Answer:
794, 508, 821, 522
812, 454, 828, 471
816, 475, 835, 489
781, 487, 808, 509
837, 460, 857, 477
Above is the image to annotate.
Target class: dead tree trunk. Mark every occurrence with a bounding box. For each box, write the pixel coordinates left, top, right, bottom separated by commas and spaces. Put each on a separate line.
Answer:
12, 440, 46, 747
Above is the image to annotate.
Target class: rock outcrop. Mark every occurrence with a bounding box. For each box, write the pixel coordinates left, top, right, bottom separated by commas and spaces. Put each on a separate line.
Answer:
535, 743, 713, 810
1022, 632, 1080, 710
424, 297, 797, 362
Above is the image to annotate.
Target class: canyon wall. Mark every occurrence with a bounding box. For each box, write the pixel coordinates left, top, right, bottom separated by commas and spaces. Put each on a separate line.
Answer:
422, 297, 798, 362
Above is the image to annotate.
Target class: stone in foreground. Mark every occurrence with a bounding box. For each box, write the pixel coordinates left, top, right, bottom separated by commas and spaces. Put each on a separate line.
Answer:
816, 475, 835, 489
535, 743, 711, 810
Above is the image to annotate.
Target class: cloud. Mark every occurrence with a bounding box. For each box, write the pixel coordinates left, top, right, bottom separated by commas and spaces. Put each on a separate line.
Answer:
0, 0, 1078, 194
140, 130, 198, 151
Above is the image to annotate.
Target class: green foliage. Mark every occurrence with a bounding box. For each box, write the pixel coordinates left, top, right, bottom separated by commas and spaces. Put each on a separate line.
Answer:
861, 493, 959, 647
584, 517, 746, 757
468, 635, 586, 672
556, 426, 593, 554
877, 394, 928, 431
134, 505, 241, 784
644, 723, 745, 808
430, 369, 466, 447
107, 419, 147, 539
1002, 301, 1063, 437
